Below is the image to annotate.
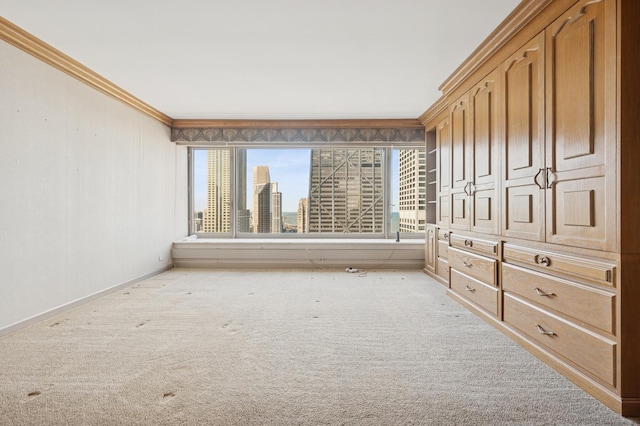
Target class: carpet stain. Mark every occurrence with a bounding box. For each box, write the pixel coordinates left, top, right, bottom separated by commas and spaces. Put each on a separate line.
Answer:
27, 391, 41, 397
136, 320, 150, 328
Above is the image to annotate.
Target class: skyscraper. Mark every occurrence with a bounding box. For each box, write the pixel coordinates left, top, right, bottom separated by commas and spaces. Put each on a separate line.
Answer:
203, 150, 231, 233
203, 149, 247, 233
297, 197, 309, 233
271, 182, 282, 233
308, 148, 384, 233
398, 149, 427, 232
252, 166, 271, 233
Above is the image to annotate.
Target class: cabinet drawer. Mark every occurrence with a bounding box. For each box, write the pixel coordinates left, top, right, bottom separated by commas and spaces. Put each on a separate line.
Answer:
449, 247, 497, 285
438, 229, 450, 242
450, 269, 498, 316
503, 244, 615, 287
438, 240, 449, 260
502, 263, 615, 334
437, 258, 449, 282
504, 293, 616, 387
450, 233, 498, 257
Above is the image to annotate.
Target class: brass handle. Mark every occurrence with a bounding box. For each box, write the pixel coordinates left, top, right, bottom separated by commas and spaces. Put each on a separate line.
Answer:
535, 324, 556, 336
536, 256, 550, 267
534, 168, 545, 189
534, 287, 556, 297
465, 285, 476, 292
464, 239, 473, 247
546, 168, 557, 189
462, 261, 472, 268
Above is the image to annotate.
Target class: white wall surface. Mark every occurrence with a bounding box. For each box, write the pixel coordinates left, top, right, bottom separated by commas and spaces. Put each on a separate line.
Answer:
0, 41, 188, 331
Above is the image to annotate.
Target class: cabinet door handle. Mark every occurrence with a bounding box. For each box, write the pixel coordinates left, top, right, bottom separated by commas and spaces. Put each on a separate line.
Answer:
546, 168, 557, 189
536, 256, 551, 267
465, 285, 476, 292
534, 168, 545, 189
462, 261, 473, 268
535, 324, 556, 336
534, 287, 556, 297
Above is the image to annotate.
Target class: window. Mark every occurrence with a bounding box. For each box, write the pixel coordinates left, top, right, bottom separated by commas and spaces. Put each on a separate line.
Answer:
190, 146, 425, 238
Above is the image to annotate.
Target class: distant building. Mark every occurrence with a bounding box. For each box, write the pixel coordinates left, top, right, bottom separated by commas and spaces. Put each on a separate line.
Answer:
203, 150, 231, 233
398, 149, 427, 232
308, 149, 383, 233
297, 198, 309, 233
252, 166, 271, 233
203, 149, 248, 233
271, 182, 282, 233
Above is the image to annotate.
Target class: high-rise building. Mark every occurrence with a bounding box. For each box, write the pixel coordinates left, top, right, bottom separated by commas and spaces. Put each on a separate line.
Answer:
271, 182, 282, 233
203, 149, 248, 233
398, 149, 427, 232
308, 148, 383, 233
297, 198, 309, 233
252, 166, 271, 233
203, 150, 231, 232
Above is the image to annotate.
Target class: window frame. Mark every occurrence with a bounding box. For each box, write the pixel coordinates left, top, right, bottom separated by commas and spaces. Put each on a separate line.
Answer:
188, 142, 425, 240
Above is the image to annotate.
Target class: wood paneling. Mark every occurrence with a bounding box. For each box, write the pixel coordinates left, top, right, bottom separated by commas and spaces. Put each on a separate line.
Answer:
503, 33, 546, 241
545, 0, 616, 251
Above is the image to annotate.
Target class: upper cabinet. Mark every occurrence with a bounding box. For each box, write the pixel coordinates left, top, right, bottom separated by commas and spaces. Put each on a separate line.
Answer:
436, 116, 451, 228
449, 70, 501, 235
544, 0, 615, 251
502, 33, 546, 242
503, 0, 615, 251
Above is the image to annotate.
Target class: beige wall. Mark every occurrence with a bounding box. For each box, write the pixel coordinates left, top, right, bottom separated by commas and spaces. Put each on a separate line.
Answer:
0, 41, 188, 331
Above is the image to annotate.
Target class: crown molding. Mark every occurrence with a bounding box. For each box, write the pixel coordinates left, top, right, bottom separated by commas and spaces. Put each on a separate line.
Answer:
0, 17, 173, 127
171, 119, 424, 129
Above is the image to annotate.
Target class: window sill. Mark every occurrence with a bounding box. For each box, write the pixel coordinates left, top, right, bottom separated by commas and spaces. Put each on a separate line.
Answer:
171, 238, 425, 269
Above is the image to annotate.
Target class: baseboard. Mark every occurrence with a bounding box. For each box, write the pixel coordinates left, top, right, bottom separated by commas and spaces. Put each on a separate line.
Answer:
0, 264, 174, 337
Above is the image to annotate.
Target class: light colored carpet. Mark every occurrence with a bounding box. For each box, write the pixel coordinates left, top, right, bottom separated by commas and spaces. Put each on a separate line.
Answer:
0, 269, 637, 425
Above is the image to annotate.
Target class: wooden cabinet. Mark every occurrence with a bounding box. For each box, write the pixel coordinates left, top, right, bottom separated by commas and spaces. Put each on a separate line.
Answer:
436, 229, 450, 284
420, 0, 640, 414
544, 0, 616, 251
503, 0, 615, 251
436, 117, 451, 228
425, 225, 436, 274
502, 32, 546, 242
449, 70, 500, 235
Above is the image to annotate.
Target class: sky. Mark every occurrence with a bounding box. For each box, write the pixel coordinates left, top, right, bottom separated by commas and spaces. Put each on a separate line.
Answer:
193, 148, 400, 213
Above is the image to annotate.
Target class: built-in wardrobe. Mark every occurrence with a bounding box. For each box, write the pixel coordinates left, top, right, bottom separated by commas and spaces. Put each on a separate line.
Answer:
422, 0, 640, 416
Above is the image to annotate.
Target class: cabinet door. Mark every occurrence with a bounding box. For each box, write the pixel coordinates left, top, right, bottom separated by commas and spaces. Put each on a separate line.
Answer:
450, 93, 472, 231
436, 117, 451, 227
545, 0, 615, 251
502, 33, 546, 241
425, 225, 436, 273
470, 69, 500, 235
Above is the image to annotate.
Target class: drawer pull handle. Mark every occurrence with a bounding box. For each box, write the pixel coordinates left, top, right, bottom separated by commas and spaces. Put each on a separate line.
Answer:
535, 324, 556, 336
464, 240, 473, 247
465, 285, 476, 293
462, 261, 472, 268
536, 256, 551, 267
444, 233, 449, 240
534, 287, 556, 297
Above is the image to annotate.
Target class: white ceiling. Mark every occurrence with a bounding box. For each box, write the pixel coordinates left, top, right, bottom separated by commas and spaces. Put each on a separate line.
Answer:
1, 0, 521, 120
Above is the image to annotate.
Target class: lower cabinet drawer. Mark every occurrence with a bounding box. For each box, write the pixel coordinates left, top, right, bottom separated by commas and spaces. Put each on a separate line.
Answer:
438, 240, 449, 260
437, 258, 449, 282
449, 247, 497, 285
503, 293, 616, 387
450, 269, 498, 316
502, 263, 615, 334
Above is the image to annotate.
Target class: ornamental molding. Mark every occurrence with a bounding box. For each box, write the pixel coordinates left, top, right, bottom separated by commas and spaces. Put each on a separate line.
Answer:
171, 127, 425, 144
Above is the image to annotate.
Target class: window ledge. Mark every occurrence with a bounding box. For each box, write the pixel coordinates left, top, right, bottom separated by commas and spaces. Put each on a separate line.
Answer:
172, 238, 425, 269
